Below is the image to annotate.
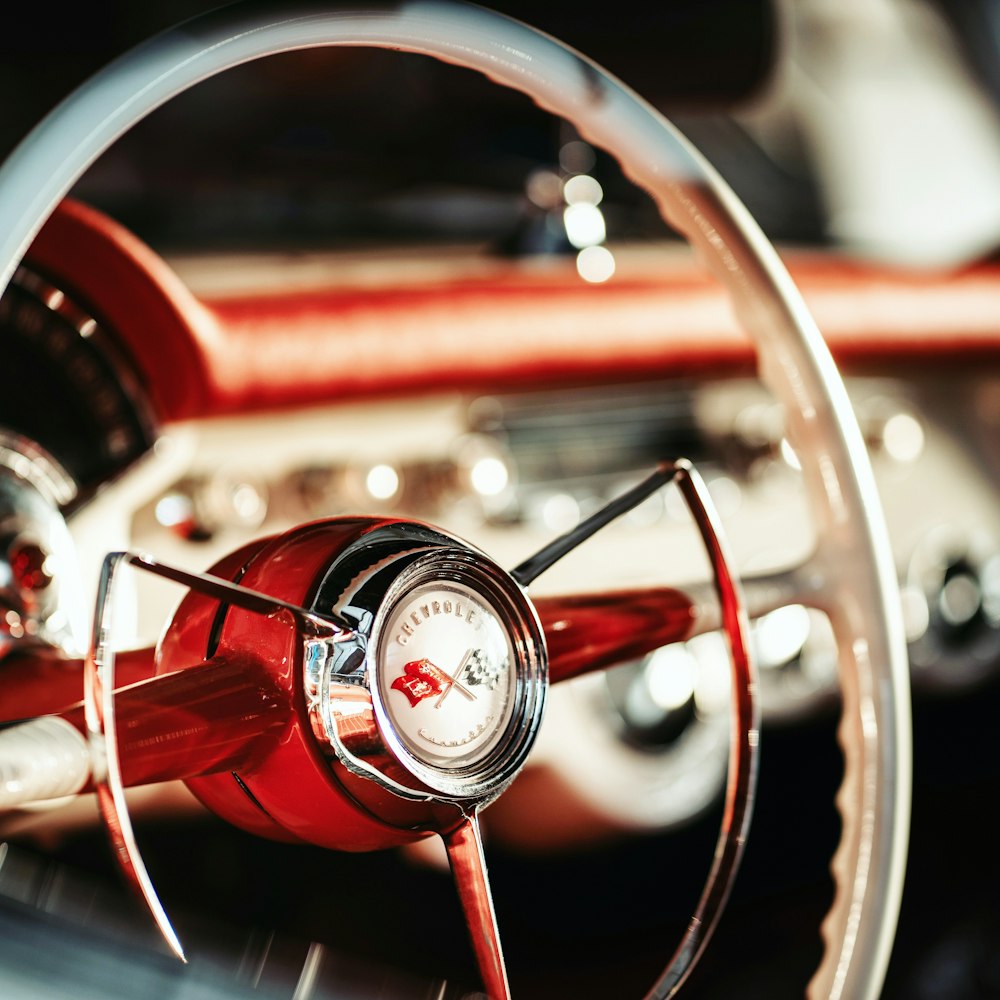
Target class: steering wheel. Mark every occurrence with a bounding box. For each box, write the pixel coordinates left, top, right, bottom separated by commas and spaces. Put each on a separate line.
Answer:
0, 3, 911, 998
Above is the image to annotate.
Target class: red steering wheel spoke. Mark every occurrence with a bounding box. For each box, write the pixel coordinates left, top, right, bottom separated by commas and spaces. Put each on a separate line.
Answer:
535, 587, 701, 685
444, 812, 510, 1000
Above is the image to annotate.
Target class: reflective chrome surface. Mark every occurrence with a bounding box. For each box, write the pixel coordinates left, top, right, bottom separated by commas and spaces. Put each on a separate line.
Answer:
307, 524, 547, 807
0, 434, 83, 658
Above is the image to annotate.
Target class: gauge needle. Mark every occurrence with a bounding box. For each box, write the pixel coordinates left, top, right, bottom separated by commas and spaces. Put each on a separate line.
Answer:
435, 649, 477, 709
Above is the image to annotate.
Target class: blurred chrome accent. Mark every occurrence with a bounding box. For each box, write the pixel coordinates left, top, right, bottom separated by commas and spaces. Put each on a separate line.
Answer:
906, 524, 1000, 689
0, 434, 83, 658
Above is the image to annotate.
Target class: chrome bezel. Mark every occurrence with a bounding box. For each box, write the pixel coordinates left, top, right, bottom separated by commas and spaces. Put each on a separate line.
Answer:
305, 524, 547, 806
367, 547, 546, 802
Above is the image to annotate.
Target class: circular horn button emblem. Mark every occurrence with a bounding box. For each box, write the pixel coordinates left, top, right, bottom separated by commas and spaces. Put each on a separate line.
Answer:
377, 578, 516, 770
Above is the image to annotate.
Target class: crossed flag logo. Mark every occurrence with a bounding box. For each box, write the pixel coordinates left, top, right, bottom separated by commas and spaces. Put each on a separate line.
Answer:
392, 650, 502, 708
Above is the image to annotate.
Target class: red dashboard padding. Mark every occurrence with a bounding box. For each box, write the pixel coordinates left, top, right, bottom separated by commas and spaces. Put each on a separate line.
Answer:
24, 200, 1000, 422
25, 200, 222, 421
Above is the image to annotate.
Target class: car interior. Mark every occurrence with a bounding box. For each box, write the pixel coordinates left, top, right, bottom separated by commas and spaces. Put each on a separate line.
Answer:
2, 1, 1000, 998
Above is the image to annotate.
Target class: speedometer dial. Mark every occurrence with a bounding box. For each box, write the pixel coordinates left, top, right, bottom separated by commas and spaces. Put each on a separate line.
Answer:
0, 267, 153, 504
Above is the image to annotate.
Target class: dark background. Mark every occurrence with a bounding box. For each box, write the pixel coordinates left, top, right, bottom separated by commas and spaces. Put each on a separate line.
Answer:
0, 1, 778, 251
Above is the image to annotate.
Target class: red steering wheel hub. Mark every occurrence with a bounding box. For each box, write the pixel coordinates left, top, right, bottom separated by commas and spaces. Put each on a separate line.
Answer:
161, 518, 546, 851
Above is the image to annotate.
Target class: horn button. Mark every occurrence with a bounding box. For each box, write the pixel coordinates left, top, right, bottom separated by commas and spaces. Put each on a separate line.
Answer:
305, 525, 547, 808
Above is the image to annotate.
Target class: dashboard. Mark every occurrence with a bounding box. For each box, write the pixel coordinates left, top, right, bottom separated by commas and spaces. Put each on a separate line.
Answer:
2, 196, 1000, 997
3, 4, 1000, 999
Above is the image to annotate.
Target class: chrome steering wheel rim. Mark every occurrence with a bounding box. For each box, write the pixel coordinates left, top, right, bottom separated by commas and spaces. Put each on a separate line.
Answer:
0, 3, 911, 998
